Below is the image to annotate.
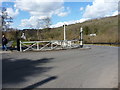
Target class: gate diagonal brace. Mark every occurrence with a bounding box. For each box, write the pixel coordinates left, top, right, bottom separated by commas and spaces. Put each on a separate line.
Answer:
22, 43, 37, 51
39, 42, 51, 51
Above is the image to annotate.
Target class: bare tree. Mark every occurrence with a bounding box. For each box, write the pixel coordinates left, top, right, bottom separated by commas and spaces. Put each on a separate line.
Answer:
35, 17, 52, 40
1, 7, 13, 31
36, 19, 42, 40
42, 17, 51, 29
35, 17, 51, 29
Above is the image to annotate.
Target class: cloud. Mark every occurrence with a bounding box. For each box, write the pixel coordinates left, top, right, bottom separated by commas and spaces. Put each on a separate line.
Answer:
20, 8, 88, 29
112, 11, 118, 16
51, 18, 89, 28
80, 7, 84, 11
6, 8, 19, 18
20, 16, 41, 29
20, 16, 52, 29
83, 0, 119, 19
15, 0, 70, 28
0, 0, 15, 2
57, 12, 68, 17
56, 7, 70, 17
15, 0, 69, 17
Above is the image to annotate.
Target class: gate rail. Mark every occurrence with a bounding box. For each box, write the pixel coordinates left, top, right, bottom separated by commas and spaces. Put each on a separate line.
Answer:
20, 40, 80, 52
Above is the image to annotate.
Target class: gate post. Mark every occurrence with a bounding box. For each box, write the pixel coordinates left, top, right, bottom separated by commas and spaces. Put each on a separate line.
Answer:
80, 27, 83, 48
37, 42, 39, 50
20, 41, 22, 52
17, 38, 20, 51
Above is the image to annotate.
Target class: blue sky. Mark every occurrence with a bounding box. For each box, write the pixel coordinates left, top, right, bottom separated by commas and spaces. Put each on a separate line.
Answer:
51, 2, 92, 24
1, 0, 118, 29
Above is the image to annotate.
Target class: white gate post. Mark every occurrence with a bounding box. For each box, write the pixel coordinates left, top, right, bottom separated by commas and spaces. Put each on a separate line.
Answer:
80, 27, 83, 48
63, 24, 67, 47
64, 24, 66, 41
37, 42, 39, 50
51, 43, 53, 49
20, 41, 22, 52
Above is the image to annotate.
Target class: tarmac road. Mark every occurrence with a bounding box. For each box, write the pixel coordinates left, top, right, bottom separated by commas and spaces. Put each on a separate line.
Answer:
2, 45, 118, 88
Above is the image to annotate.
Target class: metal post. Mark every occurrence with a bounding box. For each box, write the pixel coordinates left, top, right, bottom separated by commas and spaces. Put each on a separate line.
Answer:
80, 27, 83, 48
20, 41, 22, 52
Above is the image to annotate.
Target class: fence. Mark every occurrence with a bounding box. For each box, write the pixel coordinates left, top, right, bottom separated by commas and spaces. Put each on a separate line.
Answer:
20, 40, 80, 52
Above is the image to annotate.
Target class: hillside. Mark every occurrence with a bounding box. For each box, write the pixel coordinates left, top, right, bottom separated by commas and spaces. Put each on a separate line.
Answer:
4, 15, 118, 44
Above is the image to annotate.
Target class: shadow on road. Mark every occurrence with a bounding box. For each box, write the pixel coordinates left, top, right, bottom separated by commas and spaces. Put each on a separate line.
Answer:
2, 57, 54, 84
22, 76, 57, 90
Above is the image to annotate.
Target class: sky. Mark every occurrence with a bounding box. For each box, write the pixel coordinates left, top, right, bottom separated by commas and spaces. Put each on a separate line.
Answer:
1, 0, 119, 29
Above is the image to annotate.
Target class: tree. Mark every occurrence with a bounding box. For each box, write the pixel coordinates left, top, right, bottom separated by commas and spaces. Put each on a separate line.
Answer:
1, 7, 13, 31
83, 26, 90, 35
94, 28, 98, 34
42, 17, 51, 29
35, 17, 52, 40
36, 19, 42, 40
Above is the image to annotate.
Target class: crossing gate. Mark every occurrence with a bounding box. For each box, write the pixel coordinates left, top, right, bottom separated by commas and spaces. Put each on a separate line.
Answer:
20, 40, 79, 52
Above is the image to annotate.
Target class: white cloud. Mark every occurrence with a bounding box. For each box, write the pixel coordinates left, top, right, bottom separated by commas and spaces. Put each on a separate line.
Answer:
20, 16, 41, 29
51, 18, 89, 28
75, 18, 89, 23
6, 8, 19, 18
15, 0, 70, 28
104, 0, 119, 3
83, 0, 119, 19
112, 11, 118, 16
0, 0, 15, 2
80, 7, 84, 11
58, 12, 68, 17
56, 7, 70, 17
15, 0, 69, 17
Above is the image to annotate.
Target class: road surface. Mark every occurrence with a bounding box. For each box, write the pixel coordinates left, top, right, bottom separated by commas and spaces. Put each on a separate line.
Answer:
2, 45, 118, 88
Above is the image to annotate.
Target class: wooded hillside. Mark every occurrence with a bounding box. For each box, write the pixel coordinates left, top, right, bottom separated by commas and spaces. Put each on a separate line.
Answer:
3, 15, 119, 44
